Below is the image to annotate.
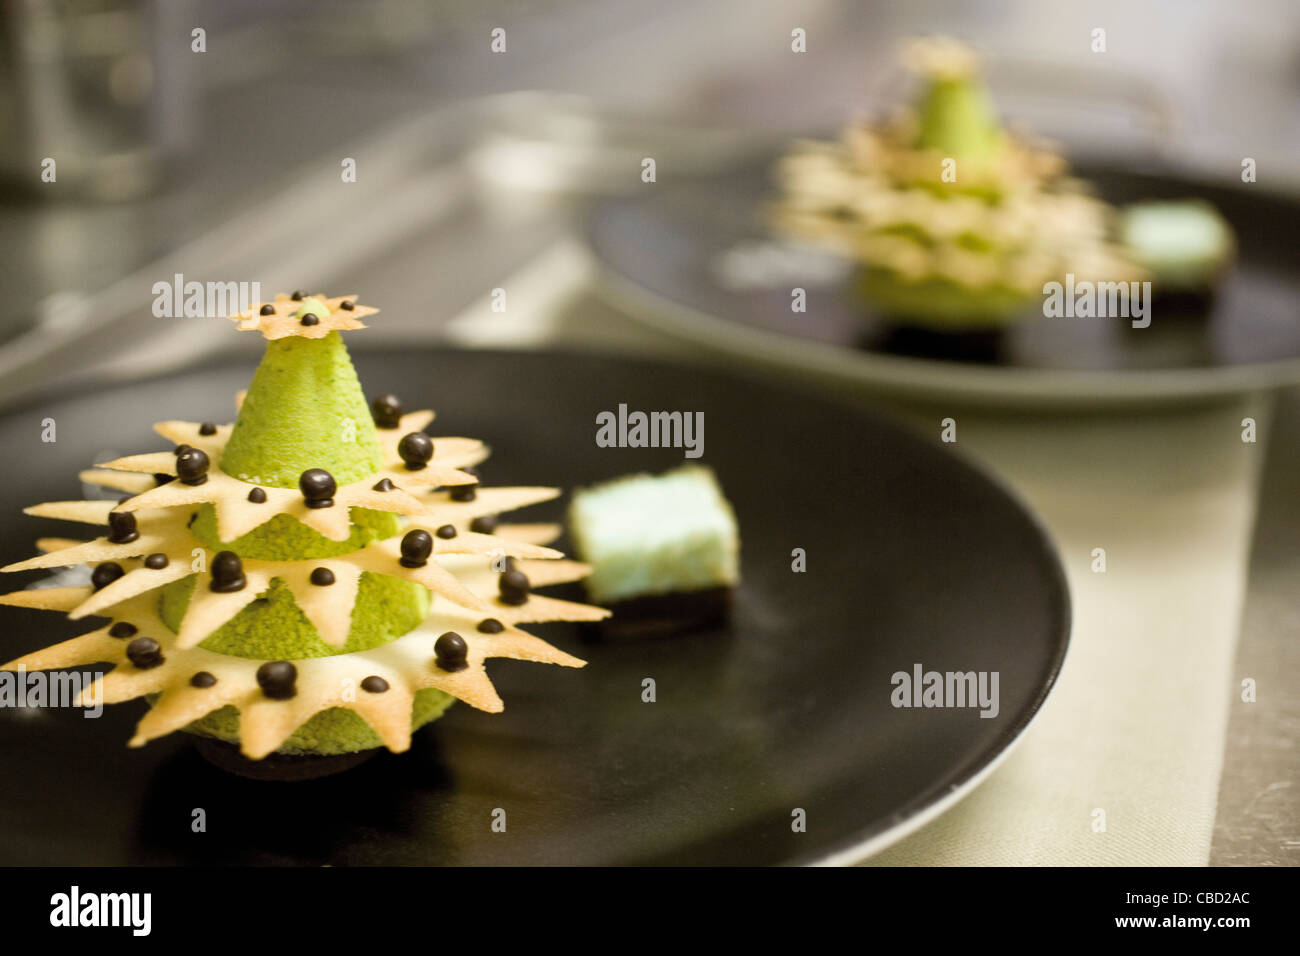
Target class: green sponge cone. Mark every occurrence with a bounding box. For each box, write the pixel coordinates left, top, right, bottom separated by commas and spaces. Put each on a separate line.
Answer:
159, 572, 429, 660
165, 325, 443, 756
220, 331, 384, 488
189, 505, 400, 560
185, 689, 457, 755
914, 74, 1003, 161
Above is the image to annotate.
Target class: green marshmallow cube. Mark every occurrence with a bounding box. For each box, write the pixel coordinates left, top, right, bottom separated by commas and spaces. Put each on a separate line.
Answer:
568, 465, 739, 605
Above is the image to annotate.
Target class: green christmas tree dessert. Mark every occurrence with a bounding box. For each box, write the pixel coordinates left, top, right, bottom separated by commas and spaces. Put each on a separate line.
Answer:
0, 292, 606, 776
771, 36, 1141, 329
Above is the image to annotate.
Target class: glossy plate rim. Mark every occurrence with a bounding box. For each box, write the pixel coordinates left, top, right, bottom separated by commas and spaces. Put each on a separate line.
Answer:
796, 440, 1071, 865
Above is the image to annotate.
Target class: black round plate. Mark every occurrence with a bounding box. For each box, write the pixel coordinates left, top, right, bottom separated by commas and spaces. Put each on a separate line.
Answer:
0, 349, 1068, 865
586, 156, 1300, 404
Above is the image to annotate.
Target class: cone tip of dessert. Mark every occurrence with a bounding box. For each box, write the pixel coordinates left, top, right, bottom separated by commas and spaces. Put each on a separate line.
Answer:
228, 292, 378, 341
901, 36, 981, 81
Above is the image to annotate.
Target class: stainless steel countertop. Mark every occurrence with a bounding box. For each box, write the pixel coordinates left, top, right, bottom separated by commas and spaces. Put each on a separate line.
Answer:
1211, 385, 1300, 866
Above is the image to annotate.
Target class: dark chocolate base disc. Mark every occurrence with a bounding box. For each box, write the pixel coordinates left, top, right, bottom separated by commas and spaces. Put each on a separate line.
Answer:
875, 325, 1007, 362
585, 587, 733, 640
193, 736, 379, 781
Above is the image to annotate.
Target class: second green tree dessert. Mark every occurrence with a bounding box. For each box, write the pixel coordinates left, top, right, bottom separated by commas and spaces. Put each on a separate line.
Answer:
771, 37, 1142, 330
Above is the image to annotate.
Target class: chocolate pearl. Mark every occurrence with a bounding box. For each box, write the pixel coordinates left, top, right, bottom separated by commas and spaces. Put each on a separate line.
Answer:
108, 622, 137, 638
434, 631, 468, 672
360, 676, 389, 693
107, 511, 139, 544
435, 524, 457, 539
299, 468, 336, 509
154, 473, 174, 486
247, 487, 267, 503
398, 432, 433, 470
176, 448, 210, 486
259, 303, 275, 316
469, 514, 499, 534
173, 443, 193, 457
450, 467, 479, 502
310, 567, 335, 586
290, 290, 304, 301
190, 671, 217, 688
370, 394, 404, 429
341, 300, 356, 311
400, 529, 433, 568
256, 661, 297, 700
126, 637, 163, 669
144, 553, 169, 570
372, 478, 395, 492
499, 568, 530, 605
199, 422, 217, 436
477, 617, 505, 634
91, 562, 125, 591
209, 550, 246, 593
299, 312, 320, 327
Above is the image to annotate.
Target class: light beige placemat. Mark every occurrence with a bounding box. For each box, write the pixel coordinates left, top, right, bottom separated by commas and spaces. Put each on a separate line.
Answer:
863, 401, 1268, 865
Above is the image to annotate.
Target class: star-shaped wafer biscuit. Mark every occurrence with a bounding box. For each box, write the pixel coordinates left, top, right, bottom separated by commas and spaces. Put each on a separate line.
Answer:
2, 398, 607, 759
228, 293, 378, 340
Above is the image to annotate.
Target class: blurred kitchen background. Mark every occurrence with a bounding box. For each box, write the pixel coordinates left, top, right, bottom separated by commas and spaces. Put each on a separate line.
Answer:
0, 0, 1296, 866
1, 0, 1298, 398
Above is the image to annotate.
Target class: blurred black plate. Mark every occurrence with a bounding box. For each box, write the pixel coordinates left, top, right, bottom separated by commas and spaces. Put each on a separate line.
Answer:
586, 156, 1300, 405
0, 349, 1068, 864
